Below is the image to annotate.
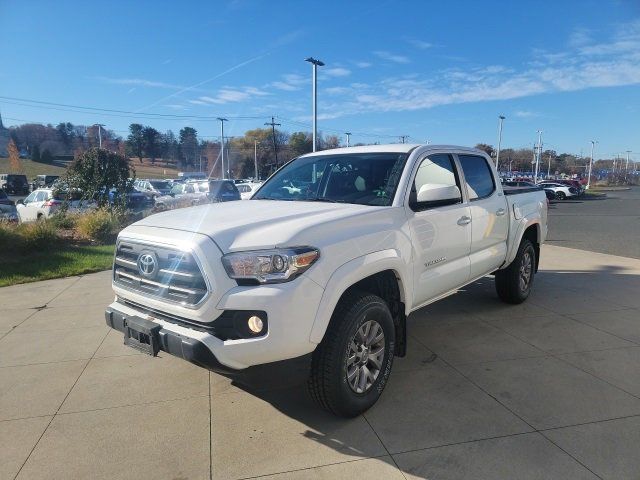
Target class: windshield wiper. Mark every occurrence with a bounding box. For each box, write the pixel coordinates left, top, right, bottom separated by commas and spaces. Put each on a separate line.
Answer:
308, 196, 339, 203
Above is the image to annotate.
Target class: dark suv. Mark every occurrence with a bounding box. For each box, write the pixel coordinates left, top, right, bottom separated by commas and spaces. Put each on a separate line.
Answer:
0, 174, 30, 195
207, 180, 241, 202
33, 175, 60, 189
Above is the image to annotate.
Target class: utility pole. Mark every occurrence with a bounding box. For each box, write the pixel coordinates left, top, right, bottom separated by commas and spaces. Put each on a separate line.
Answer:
305, 57, 324, 152
399, 135, 408, 144
534, 130, 542, 183
626, 150, 631, 172
547, 152, 552, 178
254, 140, 258, 180
216, 118, 228, 179
496, 115, 505, 171
93, 123, 106, 149
265, 116, 281, 171
587, 140, 597, 189
345, 132, 351, 147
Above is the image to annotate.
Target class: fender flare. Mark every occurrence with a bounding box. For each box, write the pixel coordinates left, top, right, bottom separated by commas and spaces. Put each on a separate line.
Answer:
504, 218, 540, 267
308, 249, 411, 344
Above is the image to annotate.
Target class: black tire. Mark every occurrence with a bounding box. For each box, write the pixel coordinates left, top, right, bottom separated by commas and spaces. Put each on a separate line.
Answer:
308, 291, 395, 417
495, 239, 536, 304
556, 191, 566, 200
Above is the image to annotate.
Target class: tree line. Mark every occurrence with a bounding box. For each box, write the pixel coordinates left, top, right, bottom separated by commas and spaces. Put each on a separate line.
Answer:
4, 120, 631, 179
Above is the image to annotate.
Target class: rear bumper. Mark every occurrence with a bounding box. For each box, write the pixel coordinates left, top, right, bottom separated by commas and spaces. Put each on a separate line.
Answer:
105, 306, 238, 374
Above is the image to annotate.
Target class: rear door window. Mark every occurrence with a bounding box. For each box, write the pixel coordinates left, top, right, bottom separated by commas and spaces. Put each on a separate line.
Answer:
458, 155, 496, 200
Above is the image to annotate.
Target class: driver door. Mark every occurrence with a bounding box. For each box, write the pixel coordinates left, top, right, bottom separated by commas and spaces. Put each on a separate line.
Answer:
17, 191, 41, 222
406, 153, 472, 307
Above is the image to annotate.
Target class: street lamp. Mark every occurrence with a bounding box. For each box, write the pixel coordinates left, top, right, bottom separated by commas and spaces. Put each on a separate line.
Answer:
495, 115, 505, 171
345, 132, 351, 147
305, 57, 324, 152
586, 140, 597, 190
93, 123, 106, 148
217, 118, 228, 178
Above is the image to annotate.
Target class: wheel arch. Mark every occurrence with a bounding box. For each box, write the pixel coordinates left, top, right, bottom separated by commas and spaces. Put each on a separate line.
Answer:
309, 250, 410, 356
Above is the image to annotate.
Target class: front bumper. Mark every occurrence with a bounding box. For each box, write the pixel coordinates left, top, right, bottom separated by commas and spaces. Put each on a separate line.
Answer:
105, 306, 237, 373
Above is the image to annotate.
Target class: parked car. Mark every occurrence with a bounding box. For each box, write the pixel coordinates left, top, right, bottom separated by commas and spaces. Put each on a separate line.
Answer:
0, 188, 18, 221
154, 180, 209, 211
207, 180, 241, 202
108, 188, 152, 210
503, 181, 536, 188
105, 144, 547, 417
0, 174, 30, 195
236, 182, 262, 200
134, 179, 172, 198
16, 188, 95, 222
554, 179, 584, 194
538, 182, 577, 200
32, 175, 60, 190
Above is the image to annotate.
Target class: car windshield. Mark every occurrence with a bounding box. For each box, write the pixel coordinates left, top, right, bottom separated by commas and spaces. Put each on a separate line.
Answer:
253, 153, 408, 206
150, 181, 170, 190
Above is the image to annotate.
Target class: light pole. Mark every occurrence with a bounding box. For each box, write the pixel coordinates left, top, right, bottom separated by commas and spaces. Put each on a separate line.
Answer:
626, 150, 631, 172
217, 118, 228, 178
587, 140, 597, 190
534, 130, 542, 183
345, 132, 351, 147
305, 57, 324, 152
254, 140, 258, 180
496, 115, 505, 171
93, 123, 105, 148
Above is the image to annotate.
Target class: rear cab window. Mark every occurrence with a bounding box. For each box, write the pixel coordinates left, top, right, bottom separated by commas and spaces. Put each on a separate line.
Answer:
457, 154, 496, 200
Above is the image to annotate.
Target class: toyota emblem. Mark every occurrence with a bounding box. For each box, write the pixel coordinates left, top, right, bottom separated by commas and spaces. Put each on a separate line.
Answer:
137, 252, 158, 278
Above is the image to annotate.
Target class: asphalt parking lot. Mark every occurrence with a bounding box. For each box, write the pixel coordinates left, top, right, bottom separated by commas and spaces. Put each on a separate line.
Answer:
547, 186, 640, 259
2, 243, 640, 480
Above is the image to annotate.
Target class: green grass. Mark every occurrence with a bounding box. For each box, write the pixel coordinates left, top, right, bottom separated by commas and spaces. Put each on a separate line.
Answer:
0, 157, 67, 179
0, 244, 114, 287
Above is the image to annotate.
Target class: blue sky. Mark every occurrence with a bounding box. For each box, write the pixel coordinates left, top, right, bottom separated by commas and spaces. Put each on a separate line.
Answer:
0, 0, 639, 160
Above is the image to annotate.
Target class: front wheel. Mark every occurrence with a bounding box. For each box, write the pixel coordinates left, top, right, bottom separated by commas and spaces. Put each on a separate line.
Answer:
308, 291, 395, 417
556, 191, 566, 200
495, 239, 536, 304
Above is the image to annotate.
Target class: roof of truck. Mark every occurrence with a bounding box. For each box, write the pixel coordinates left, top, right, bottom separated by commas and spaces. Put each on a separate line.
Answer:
301, 144, 484, 157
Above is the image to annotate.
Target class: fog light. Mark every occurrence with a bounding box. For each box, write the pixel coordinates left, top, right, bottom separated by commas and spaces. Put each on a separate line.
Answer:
247, 315, 264, 334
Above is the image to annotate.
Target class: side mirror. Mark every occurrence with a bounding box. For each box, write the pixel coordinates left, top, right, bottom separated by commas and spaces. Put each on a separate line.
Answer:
16, 199, 24, 205
412, 184, 461, 209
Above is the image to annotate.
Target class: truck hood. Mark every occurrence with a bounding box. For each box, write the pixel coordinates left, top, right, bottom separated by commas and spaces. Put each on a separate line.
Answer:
132, 200, 389, 252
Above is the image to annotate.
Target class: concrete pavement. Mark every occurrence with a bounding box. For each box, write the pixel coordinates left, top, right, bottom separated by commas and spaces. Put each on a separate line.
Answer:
2, 244, 640, 479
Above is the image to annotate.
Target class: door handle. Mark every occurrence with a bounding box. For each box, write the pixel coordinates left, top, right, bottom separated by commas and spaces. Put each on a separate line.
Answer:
496, 208, 506, 216
457, 216, 471, 226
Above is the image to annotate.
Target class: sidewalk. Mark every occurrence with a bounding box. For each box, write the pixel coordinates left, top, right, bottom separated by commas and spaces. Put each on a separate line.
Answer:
1, 245, 639, 479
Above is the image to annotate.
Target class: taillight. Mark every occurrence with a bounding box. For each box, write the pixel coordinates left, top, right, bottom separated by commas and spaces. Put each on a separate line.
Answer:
43, 200, 62, 207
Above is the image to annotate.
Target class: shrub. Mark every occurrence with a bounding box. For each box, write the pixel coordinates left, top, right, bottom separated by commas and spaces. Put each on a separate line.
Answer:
49, 211, 78, 230
15, 221, 59, 252
0, 222, 20, 251
76, 209, 119, 243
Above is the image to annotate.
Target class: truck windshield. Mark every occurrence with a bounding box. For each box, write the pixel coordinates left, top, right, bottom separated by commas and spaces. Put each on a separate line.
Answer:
253, 153, 408, 206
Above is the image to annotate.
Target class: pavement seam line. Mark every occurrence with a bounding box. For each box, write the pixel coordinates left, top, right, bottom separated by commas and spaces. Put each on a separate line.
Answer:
409, 334, 606, 480
209, 372, 213, 480
236, 454, 392, 480
561, 311, 640, 347
12, 326, 110, 480
537, 431, 605, 480
361, 414, 409, 480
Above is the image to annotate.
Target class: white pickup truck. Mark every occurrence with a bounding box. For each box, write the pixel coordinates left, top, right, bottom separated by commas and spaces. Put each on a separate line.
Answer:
105, 144, 547, 416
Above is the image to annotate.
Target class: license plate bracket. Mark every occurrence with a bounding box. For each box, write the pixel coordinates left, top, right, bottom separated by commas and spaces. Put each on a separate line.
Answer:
124, 317, 161, 356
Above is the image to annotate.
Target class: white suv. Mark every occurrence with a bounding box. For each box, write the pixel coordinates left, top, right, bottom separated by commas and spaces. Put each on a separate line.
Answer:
16, 188, 95, 222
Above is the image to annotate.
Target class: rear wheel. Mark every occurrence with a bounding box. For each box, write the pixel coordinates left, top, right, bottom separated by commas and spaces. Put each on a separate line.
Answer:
308, 291, 395, 417
495, 239, 536, 304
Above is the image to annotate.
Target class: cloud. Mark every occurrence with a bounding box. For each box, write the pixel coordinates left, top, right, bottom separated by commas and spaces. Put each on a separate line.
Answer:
190, 86, 270, 105
95, 76, 184, 89
271, 81, 299, 91
514, 110, 538, 118
355, 61, 372, 68
324, 86, 350, 95
163, 104, 187, 110
406, 38, 433, 49
373, 50, 410, 64
311, 20, 640, 120
323, 67, 351, 77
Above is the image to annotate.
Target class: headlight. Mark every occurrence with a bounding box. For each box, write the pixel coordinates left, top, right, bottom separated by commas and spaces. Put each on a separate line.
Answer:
222, 246, 320, 284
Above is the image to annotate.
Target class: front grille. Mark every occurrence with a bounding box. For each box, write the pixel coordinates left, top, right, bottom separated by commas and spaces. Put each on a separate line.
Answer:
113, 240, 209, 307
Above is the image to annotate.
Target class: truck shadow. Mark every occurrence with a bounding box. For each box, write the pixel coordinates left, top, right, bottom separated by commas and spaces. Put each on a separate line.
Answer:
213, 264, 640, 478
